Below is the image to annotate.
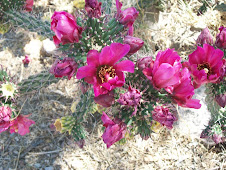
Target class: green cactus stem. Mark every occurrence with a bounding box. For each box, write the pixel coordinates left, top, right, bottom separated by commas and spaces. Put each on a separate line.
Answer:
18, 71, 60, 93
5, 10, 54, 39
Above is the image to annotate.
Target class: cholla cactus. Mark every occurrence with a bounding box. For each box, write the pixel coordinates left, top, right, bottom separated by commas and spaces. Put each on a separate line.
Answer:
4, 0, 225, 149
0, 0, 25, 18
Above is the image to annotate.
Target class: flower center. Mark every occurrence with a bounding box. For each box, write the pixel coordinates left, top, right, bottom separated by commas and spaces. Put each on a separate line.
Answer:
197, 63, 212, 77
97, 65, 116, 83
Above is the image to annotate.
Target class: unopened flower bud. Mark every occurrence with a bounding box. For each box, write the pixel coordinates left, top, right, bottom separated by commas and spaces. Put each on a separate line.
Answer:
123, 36, 144, 55
196, 27, 213, 46
85, 0, 102, 18
215, 94, 226, 108
215, 26, 226, 49
151, 106, 177, 129
22, 55, 31, 67
118, 86, 141, 107
118, 86, 141, 116
50, 57, 78, 80
137, 57, 153, 70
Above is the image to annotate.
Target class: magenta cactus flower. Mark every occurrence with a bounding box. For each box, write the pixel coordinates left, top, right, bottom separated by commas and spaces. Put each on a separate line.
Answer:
196, 27, 213, 46
9, 114, 35, 136
215, 26, 226, 49
118, 86, 141, 116
50, 57, 78, 80
123, 36, 144, 55
51, 11, 83, 45
152, 106, 177, 129
143, 49, 182, 89
85, 0, 102, 18
137, 57, 153, 70
166, 68, 201, 109
101, 112, 126, 148
94, 91, 114, 107
76, 43, 135, 97
187, 44, 224, 88
115, 0, 139, 35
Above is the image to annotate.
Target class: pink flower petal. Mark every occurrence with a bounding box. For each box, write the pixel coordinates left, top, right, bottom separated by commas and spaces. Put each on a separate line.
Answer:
189, 46, 206, 65
183, 99, 201, 109
207, 49, 224, 68
153, 63, 179, 88
108, 43, 130, 65
76, 65, 96, 79
53, 36, 61, 45
87, 50, 100, 67
114, 71, 125, 86
102, 83, 112, 90
101, 112, 115, 127
99, 46, 114, 65
114, 60, 135, 73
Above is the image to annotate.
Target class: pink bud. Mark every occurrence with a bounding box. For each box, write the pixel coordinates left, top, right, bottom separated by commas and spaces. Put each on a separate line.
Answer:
137, 57, 153, 70
196, 27, 213, 46
50, 57, 78, 80
118, 86, 141, 116
152, 106, 177, 129
51, 11, 83, 45
118, 86, 141, 107
24, 0, 33, 12
22, 55, 31, 67
215, 26, 226, 49
212, 134, 223, 144
215, 94, 226, 108
85, 0, 102, 18
123, 36, 144, 55
116, 0, 139, 36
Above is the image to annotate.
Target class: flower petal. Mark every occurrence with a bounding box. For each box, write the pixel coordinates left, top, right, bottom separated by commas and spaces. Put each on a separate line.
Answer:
101, 112, 115, 127
189, 46, 206, 65
108, 43, 130, 65
183, 99, 201, 109
99, 46, 114, 65
114, 60, 135, 73
76, 65, 96, 79
87, 50, 100, 67
207, 49, 224, 68
153, 63, 179, 88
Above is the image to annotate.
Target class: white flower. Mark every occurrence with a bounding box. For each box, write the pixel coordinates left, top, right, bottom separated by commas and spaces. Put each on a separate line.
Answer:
0, 82, 17, 101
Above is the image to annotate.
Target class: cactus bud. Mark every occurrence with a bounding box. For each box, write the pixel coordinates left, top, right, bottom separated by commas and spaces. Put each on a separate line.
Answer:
215, 26, 226, 49
22, 55, 31, 67
196, 27, 213, 46
137, 57, 153, 70
85, 0, 102, 18
123, 36, 144, 55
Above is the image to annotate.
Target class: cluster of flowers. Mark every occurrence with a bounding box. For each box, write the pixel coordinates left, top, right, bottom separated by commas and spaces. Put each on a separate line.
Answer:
47, 0, 225, 148
0, 67, 35, 136
196, 27, 226, 144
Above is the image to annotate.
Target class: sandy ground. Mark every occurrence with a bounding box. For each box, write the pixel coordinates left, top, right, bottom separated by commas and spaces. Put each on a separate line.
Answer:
0, 0, 226, 169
